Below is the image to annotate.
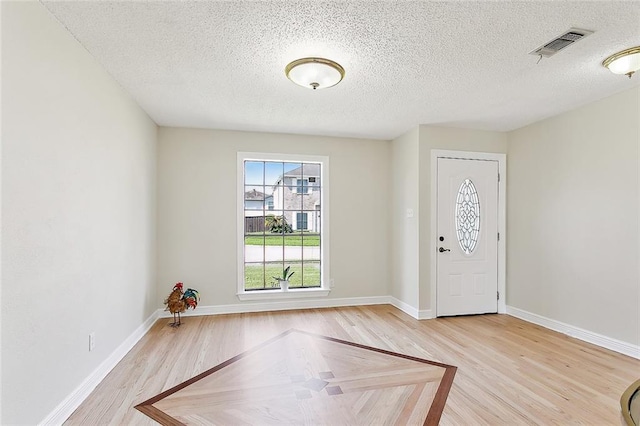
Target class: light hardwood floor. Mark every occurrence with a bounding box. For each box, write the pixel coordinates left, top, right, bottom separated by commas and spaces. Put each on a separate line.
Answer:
65, 305, 639, 425
137, 329, 456, 425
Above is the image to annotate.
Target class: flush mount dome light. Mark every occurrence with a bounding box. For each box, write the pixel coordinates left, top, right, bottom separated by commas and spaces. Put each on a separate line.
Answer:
602, 46, 640, 78
285, 57, 345, 90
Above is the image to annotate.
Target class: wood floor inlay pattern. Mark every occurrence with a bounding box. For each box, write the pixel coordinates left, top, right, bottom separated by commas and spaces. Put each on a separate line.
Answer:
135, 329, 457, 425
64, 306, 640, 425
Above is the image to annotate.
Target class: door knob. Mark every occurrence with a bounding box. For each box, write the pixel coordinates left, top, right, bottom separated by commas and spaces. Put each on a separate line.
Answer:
439, 247, 450, 253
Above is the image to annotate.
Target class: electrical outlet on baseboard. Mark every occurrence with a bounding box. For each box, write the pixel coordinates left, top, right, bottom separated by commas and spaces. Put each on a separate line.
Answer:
89, 332, 95, 352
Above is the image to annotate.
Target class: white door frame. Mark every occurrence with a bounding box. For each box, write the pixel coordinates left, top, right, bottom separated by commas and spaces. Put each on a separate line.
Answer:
430, 150, 506, 316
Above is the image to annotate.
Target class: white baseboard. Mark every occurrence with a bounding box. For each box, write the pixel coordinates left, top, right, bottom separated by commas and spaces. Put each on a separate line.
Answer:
43, 297, 397, 424
386, 297, 433, 320
39, 311, 160, 426
157, 296, 432, 321
506, 305, 640, 360
42, 301, 638, 425
387, 296, 418, 318
157, 296, 392, 318
417, 309, 434, 320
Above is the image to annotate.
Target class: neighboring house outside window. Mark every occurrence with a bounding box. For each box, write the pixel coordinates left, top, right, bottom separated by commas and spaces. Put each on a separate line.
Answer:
272, 163, 321, 232
237, 153, 330, 298
244, 189, 267, 232
296, 178, 309, 194
244, 189, 266, 212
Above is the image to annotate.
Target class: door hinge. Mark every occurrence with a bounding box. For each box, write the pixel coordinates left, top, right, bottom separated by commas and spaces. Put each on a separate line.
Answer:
497, 291, 500, 300
498, 173, 501, 182
497, 232, 500, 241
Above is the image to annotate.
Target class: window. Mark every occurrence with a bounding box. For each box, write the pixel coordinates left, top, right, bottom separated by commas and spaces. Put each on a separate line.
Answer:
296, 178, 309, 194
296, 212, 308, 230
237, 153, 330, 298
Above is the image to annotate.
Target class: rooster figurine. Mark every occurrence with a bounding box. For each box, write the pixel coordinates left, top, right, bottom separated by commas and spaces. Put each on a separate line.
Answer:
164, 282, 200, 327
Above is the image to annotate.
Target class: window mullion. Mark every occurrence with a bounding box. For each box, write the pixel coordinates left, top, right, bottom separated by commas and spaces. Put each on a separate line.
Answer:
241, 156, 325, 293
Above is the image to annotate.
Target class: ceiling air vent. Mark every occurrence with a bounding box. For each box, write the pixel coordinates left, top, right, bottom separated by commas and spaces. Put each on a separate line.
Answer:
529, 28, 594, 58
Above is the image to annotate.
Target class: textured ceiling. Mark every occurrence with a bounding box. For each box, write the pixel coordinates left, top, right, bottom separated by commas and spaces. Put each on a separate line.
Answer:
43, 1, 640, 140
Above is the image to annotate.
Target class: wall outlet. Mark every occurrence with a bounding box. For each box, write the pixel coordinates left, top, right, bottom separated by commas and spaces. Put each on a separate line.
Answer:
89, 332, 95, 352
406, 208, 414, 218
330, 279, 335, 288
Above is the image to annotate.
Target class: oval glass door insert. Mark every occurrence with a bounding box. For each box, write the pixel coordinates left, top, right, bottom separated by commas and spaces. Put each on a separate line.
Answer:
455, 178, 480, 254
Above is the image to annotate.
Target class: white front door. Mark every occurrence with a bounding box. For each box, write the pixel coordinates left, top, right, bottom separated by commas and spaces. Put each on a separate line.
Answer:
436, 158, 499, 316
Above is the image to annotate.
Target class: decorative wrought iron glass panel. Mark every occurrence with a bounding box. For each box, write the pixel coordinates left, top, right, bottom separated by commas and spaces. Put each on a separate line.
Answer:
455, 179, 480, 254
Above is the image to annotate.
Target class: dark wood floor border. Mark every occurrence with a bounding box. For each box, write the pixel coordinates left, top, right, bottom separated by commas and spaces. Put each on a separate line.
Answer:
295, 329, 458, 426
295, 328, 458, 369
135, 328, 457, 425
425, 365, 458, 426
134, 328, 296, 419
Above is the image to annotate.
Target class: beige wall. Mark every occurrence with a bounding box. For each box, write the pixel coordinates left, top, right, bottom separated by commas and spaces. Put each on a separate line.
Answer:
2, 4, 638, 422
389, 128, 420, 310
507, 87, 639, 345
389, 126, 508, 315
157, 127, 390, 307
1, 2, 157, 424
418, 126, 508, 312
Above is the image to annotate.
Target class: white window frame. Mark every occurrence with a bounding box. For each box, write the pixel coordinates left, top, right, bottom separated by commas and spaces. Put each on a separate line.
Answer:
237, 152, 330, 300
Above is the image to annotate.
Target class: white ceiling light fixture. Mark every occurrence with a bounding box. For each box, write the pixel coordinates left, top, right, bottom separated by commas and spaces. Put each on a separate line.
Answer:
602, 46, 640, 78
285, 57, 345, 90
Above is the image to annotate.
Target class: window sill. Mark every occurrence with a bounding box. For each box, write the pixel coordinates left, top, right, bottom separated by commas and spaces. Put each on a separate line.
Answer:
237, 288, 330, 301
